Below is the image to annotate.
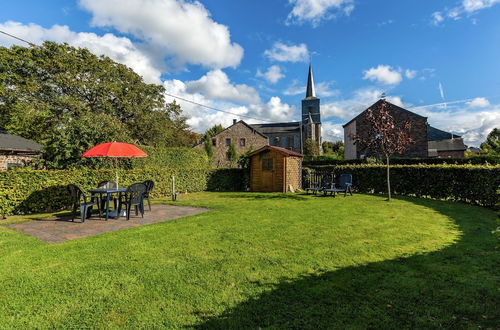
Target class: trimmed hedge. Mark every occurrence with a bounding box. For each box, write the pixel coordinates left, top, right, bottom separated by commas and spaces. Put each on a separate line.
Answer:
303, 155, 500, 166
304, 164, 500, 207
0, 167, 243, 216
131, 147, 209, 169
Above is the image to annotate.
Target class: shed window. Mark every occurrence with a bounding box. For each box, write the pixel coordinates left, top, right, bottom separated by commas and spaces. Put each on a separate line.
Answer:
262, 158, 273, 171
240, 138, 246, 147
226, 138, 231, 146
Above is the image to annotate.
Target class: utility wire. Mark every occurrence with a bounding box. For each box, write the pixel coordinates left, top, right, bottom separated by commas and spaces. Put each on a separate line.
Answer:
164, 92, 278, 123
0, 30, 37, 47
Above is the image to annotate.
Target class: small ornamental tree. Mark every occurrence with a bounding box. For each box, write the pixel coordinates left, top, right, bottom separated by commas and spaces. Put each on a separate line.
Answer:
227, 142, 238, 167
352, 101, 414, 201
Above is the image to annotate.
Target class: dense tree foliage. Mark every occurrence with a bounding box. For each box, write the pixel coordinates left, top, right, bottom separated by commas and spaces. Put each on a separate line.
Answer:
0, 42, 196, 169
303, 138, 320, 157
322, 141, 344, 159
202, 124, 224, 158
480, 128, 499, 154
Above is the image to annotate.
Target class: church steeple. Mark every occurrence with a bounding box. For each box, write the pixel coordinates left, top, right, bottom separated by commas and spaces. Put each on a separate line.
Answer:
306, 64, 316, 98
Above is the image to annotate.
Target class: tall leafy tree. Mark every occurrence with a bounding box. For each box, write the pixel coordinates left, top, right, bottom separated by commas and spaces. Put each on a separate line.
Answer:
0, 42, 193, 168
480, 128, 499, 154
352, 101, 414, 201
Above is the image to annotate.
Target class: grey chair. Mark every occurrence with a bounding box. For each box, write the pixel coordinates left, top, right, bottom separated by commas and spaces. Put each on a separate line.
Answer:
117, 183, 146, 220
67, 184, 96, 222
323, 174, 353, 197
306, 174, 333, 195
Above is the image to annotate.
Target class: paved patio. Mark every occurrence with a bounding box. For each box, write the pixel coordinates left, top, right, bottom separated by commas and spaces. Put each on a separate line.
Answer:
5, 204, 209, 244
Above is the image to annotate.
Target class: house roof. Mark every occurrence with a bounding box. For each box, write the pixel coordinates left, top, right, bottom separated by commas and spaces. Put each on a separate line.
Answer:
0, 131, 42, 153
428, 138, 467, 152
342, 99, 427, 128
250, 122, 301, 135
248, 145, 304, 158
427, 125, 461, 141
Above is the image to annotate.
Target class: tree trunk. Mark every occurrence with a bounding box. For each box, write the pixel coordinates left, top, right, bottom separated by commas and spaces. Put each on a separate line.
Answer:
386, 155, 391, 201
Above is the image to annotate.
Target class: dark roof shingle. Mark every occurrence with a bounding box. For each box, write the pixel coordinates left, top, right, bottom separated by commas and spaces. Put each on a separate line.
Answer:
250, 122, 300, 135
0, 132, 42, 152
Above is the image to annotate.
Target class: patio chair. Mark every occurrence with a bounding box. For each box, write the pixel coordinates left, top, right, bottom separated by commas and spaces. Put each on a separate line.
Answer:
142, 179, 155, 211
323, 174, 353, 197
95, 180, 118, 212
67, 184, 96, 223
306, 174, 333, 195
117, 183, 147, 220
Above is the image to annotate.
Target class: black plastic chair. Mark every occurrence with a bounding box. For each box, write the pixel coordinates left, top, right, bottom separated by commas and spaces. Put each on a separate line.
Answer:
117, 183, 146, 220
142, 180, 155, 211
323, 174, 353, 197
67, 184, 96, 223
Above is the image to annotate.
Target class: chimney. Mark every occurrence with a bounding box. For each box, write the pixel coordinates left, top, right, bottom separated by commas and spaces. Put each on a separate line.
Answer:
233, 119, 237, 125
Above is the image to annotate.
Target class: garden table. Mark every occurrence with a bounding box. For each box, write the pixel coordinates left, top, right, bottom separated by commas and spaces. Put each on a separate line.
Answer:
89, 187, 127, 221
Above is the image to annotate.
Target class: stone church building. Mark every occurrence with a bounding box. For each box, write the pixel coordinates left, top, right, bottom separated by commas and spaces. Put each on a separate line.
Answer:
196, 65, 322, 167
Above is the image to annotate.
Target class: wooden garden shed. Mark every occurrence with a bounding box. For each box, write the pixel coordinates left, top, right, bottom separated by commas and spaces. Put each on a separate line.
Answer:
249, 145, 303, 192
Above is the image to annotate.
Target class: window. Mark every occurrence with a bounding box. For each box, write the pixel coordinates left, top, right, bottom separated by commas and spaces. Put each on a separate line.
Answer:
212, 138, 216, 146
262, 158, 273, 171
240, 138, 246, 147
273, 137, 280, 145
226, 138, 231, 146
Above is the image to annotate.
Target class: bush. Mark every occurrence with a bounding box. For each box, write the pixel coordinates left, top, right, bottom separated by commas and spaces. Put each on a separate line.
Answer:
304, 164, 500, 207
131, 147, 209, 169
0, 167, 243, 216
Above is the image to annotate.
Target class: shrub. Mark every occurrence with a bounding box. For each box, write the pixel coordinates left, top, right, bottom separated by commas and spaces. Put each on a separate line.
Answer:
130, 147, 209, 169
0, 167, 243, 216
304, 164, 500, 207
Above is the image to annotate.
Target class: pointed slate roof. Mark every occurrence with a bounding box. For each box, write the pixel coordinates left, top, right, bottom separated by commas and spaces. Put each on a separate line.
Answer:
305, 64, 316, 99
0, 131, 42, 153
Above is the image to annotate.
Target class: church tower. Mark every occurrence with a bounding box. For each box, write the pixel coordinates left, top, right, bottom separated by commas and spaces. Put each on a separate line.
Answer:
301, 64, 322, 154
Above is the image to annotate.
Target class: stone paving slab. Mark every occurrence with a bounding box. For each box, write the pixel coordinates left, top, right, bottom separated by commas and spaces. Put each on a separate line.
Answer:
4, 204, 209, 244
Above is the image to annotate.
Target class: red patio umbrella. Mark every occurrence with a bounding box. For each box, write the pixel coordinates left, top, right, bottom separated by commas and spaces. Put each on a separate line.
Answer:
82, 142, 147, 187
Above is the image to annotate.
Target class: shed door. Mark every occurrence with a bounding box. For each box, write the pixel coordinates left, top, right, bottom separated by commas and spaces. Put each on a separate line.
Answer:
261, 157, 274, 192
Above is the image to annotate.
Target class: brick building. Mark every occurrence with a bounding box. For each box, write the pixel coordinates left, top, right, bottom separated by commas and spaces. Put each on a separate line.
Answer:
343, 99, 466, 159
194, 120, 268, 167
0, 130, 42, 170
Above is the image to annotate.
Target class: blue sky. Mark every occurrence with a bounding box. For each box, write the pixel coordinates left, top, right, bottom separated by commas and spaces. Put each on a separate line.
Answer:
1, 0, 499, 145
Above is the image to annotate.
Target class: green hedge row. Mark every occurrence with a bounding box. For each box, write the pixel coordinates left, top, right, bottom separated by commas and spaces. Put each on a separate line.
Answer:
0, 167, 243, 216
131, 147, 209, 169
304, 164, 500, 207
303, 155, 500, 166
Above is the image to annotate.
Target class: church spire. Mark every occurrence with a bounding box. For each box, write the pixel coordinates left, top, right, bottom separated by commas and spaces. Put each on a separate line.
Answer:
306, 63, 316, 98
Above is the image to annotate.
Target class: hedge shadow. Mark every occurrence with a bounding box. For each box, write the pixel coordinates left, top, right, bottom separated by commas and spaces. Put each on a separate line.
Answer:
195, 198, 498, 329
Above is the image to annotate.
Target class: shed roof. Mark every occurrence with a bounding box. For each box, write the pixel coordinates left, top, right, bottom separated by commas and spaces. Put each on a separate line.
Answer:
250, 122, 300, 135
0, 131, 42, 153
248, 145, 303, 158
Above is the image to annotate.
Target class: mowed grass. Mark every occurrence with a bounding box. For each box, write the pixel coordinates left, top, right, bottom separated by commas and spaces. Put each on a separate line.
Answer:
0, 192, 497, 328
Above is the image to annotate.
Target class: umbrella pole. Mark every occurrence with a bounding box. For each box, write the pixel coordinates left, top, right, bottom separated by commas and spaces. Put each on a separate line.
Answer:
115, 158, 119, 188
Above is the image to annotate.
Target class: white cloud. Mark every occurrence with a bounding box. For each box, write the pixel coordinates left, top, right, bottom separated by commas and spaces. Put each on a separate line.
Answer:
438, 82, 445, 100
431, 0, 500, 24
185, 70, 261, 104
79, 0, 243, 70
466, 97, 490, 108
0, 21, 162, 83
283, 79, 339, 97
256, 65, 285, 84
405, 69, 417, 79
286, 0, 354, 26
322, 122, 344, 141
264, 42, 309, 62
363, 65, 403, 85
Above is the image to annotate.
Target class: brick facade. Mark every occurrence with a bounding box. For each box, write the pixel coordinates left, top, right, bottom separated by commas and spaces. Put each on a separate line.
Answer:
195, 121, 268, 167
0, 153, 39, 170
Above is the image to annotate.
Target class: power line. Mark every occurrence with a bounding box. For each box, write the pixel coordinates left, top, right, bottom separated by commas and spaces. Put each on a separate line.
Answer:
164, 92, 278, 123
0, 30, 37, 47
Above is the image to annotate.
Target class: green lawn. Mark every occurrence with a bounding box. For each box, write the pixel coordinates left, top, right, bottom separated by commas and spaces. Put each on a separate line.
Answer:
0, 192, 498, 328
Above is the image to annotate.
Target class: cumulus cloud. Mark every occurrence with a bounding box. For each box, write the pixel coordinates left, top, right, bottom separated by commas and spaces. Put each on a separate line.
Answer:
163, 76, 297, 133
431, 0, 500, 25
79, 0, 243, 70
322, 121, 344, 141
283, 79, 338, 97
405, 69, 417, 79
185, 70, 261, 104
286, 0, 354, 26
264, 42, 309, 62
363, 65, 403, 85
466, 97, 490, 108
256, 65, 285, 84
0, 21, 161, 83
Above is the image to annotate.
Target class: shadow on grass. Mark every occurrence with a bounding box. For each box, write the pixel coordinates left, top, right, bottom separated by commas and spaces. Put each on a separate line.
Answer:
223, 193, 309, 201
196, 197, 498, 329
